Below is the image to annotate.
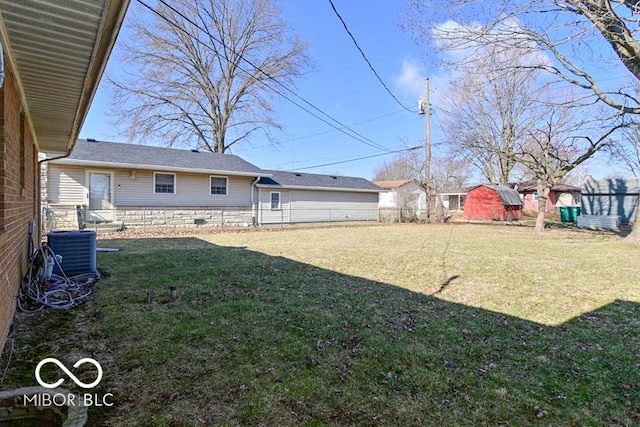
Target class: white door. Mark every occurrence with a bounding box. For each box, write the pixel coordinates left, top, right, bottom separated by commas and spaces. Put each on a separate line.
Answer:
87, 172, 114, 221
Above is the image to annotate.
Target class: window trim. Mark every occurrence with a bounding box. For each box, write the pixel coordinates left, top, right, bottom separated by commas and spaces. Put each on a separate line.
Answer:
153, 172, 176, 195
270, 191, 281, 210
209, 175, 228, 196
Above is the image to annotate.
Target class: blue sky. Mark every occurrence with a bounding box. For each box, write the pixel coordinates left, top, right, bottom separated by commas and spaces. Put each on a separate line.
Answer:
79, 0, 432, 180
79, 0, 628, 181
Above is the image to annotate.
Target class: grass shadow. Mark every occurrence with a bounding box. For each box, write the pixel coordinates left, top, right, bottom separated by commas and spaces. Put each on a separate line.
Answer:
2, 236, 639, 426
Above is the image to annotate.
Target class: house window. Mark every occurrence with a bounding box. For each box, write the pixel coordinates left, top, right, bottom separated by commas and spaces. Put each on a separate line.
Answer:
533, 191, 538, 201
270, 192, 281, 210
210, 176, 228, 195
154, 172, 175, 194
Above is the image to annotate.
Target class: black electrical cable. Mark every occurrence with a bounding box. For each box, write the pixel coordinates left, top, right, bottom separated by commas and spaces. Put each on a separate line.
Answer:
327, 0, 414, 112
136, 0, 393, 153
19, 245, 100, 313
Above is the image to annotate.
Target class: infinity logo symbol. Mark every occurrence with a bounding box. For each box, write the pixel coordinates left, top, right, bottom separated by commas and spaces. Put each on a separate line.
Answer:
35, 357, 103, 389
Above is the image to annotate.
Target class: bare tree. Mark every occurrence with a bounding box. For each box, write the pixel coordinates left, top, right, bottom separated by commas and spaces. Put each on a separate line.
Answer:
610, 85, 640, 240
439, 45, 542, 184
611, 82, 640, 174
406, 0, 640, 235
431, 156, 472, 192
374, 150, 471, 218
437, 42, 624, 230
109, 0, 310, 153
513, 103, 624, 230
405, 0, 640, 114
372, 157, 416, 181
614, 124, 640, 174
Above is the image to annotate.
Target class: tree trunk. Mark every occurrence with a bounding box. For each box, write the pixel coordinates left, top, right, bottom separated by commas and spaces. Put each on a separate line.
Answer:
624, 197, 640, 242
534, 179, 550, 232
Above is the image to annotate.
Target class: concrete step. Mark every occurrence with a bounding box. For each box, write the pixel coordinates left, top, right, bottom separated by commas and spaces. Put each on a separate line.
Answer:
83, 221, 125, 233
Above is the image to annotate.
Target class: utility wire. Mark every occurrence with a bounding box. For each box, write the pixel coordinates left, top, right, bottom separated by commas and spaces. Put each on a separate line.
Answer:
237, 109, 411, 153
136, 0, 393, 153
293, 109, 407, 142
286, 145, 421, 171
327, 0, 413, 113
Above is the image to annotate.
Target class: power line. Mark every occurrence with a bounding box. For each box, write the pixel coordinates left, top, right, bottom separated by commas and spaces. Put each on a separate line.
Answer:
286, 145, 421, 171
292, 109, 408, 142
327, 0, 413, 113
135, 0, 393, 153
237, 109, 413, 153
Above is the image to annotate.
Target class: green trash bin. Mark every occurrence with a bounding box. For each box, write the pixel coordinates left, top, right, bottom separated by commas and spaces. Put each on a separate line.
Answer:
559, 206, 571, 222
570, 206, 581, 221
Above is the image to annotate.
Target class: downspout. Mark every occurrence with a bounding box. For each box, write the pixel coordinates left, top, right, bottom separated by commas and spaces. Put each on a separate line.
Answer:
251, 176, 260, 227
38, 152, 74, 238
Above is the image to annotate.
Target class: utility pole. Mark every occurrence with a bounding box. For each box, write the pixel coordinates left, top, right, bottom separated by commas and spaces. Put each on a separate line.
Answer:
419, 77, 431, 220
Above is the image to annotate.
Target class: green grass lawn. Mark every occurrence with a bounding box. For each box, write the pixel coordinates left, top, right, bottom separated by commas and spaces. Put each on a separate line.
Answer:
2, 223, 639, 426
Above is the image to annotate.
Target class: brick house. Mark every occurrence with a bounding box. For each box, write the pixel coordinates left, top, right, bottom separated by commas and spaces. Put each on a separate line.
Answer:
0, 1, 129, 350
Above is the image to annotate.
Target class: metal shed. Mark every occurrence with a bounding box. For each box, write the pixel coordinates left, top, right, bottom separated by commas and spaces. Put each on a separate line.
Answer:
581, 178, 640, 225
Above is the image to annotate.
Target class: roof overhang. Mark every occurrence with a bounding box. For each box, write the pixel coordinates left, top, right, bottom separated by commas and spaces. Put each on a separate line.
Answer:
0, 0, 130, 154
256, 184, 381, 193
51, 158, 271, 178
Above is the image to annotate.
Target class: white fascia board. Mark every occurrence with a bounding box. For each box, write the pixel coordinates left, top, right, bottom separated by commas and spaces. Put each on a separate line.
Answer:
53, 159, 271, 178
255, 184, 380, 193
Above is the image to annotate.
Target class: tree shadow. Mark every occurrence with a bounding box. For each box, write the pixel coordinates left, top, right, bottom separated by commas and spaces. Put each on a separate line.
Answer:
2, 236, 638, 426
583, 177, 638, 225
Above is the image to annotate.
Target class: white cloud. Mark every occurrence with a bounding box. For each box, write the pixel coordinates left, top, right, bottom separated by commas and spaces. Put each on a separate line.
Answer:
393, 58, 425, 100
432, 18, 552, 70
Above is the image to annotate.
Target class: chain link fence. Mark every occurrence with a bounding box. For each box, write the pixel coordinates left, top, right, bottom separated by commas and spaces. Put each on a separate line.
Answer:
42, 206, 410, 234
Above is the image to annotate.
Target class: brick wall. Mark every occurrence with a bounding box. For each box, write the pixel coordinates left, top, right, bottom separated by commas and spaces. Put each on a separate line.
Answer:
0, 67, 39, 350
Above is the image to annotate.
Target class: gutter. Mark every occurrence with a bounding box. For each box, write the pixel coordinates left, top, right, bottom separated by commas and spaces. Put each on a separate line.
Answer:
255, 183, 381, 193
38, 152, 71, 165
52, 158, 272, 178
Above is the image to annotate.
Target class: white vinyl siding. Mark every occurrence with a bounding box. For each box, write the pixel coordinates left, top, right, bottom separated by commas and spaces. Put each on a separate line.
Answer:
47, 165, 255, 208
258, 188, 378, 224
46, 164, 86, 206
377, 190, 397, 208
556, 192, 577, 207
270, 192, 281, 209
258, 190, 289, 224
116, 171, 253, 207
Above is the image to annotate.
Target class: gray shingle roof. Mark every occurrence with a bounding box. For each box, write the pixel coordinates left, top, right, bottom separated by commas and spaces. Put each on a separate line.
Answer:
483, 184, 523, 206
53, 139, 265, 176
516, 180, 581, 192
258, 170, 381, 192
